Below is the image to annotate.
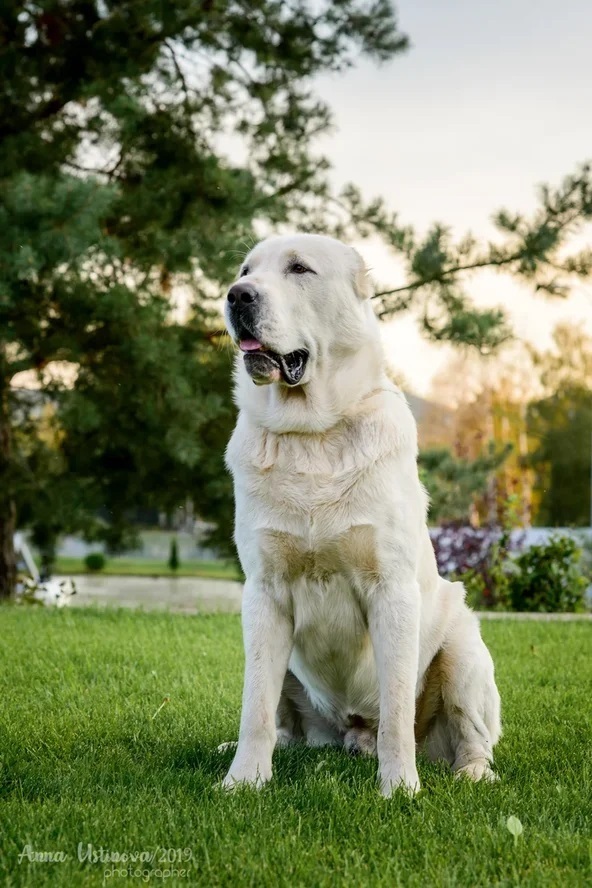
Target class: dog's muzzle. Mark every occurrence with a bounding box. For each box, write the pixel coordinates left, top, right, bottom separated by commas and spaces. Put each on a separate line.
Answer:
226, 284, 309, 386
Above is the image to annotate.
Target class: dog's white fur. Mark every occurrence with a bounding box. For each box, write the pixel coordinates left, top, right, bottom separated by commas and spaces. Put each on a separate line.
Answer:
222, 233, 501, 796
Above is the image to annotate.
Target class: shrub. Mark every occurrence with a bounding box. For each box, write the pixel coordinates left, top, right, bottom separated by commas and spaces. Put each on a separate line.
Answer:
84, 552, 106, 573
507, 535, 588, 613
576, 531, 592, 583
168, 538, 179, 572
430, 523, 519, 609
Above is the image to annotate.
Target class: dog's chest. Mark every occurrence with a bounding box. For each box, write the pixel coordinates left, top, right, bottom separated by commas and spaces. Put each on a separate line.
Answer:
242, 430, 385, 583
261, 522, 380, 586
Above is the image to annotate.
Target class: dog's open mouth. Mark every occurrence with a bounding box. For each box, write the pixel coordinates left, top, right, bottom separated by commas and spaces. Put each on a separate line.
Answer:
239, 338, 308, 386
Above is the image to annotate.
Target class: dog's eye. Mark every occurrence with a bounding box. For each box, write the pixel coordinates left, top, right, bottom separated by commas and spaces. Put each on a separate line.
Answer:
240, 266, 249, 277
290, 263, 311, 275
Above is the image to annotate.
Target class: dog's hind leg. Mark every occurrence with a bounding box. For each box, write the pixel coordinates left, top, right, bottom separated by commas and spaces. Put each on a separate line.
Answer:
419, 609, 501, 782
275, 671, 304, 747
277, 670, 343, 748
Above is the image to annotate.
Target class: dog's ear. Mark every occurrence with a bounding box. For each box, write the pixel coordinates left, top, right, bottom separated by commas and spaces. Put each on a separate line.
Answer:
351, 249, 374, 301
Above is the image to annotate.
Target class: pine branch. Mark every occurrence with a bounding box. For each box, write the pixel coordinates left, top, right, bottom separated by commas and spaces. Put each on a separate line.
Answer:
375, 252, 526, 302
337, 162, 592, 351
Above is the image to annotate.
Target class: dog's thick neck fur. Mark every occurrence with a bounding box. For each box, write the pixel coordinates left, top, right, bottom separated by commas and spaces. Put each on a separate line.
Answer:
234, 329, 391, 435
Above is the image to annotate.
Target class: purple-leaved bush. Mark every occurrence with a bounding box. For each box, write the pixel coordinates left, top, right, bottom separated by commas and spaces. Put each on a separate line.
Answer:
430, 523, 525, 608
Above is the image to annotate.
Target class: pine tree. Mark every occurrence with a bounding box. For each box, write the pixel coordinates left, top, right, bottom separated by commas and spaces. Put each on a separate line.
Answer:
527, 325, 592, 526
2, 3, 592, 597
0, 0, 407, 596
337, 167, 592, 352
419, 445, 510, 525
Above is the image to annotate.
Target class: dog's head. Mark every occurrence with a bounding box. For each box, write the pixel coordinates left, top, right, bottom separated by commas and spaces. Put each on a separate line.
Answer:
224, 234, 375, 387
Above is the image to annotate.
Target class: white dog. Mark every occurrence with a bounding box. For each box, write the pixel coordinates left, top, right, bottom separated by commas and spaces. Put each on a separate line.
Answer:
222, 233, 501, 796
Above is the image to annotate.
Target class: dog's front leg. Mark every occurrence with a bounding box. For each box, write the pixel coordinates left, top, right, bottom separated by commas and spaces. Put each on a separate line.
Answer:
367, 577, 421, 797
222, 578, 293, 790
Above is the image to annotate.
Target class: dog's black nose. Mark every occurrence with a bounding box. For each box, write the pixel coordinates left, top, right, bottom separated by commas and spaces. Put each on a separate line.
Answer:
227, 282, 258, 307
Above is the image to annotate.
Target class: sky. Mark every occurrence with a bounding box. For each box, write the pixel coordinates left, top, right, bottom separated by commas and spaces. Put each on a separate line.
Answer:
315, 0, 592, 396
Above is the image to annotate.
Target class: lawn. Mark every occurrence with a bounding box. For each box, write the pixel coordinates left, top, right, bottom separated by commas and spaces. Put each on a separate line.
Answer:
0, 608, 590, 887
53, 556, 241, 581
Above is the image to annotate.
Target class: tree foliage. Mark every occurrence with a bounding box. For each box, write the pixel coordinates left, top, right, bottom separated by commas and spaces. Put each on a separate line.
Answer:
336, 166, 592, 353
527, 325, 592, 527
2, 2, 592, 597
0, 0, 407, 595
527, 387, 592, 527
420, 444, 510, 524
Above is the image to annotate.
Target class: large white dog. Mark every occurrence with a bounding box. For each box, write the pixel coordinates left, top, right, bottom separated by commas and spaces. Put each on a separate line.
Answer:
222, 233, 501, 796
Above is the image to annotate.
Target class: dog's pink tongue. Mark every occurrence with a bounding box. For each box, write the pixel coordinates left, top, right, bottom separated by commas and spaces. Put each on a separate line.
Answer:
239, 339, 263, 352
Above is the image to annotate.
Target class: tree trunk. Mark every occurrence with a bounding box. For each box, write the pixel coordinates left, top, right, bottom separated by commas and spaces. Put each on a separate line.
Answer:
0, 383, 16, 599
0, 501, 16, 599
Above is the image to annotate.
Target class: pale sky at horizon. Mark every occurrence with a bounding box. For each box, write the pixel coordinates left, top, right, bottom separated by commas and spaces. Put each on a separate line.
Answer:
315, 0, 592, 396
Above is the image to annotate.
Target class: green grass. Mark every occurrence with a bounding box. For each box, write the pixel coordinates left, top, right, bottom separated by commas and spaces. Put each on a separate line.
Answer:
0, 608, 590, 887
53, 556, 241, 580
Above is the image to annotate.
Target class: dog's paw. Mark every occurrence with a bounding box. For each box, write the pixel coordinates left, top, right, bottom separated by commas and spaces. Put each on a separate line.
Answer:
378, 761, 421, 798
275, 727, 298, 748
454, 759, 498, 783
305, 725, 342, 748
220, 774, 264, 792
344, 727, 377, 757
220, 759, 272, 792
